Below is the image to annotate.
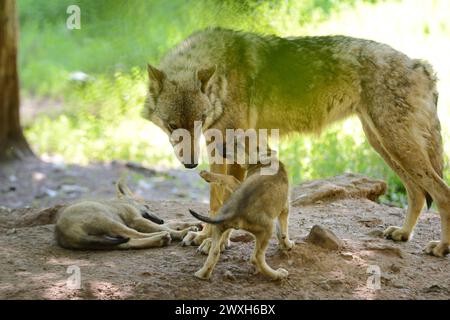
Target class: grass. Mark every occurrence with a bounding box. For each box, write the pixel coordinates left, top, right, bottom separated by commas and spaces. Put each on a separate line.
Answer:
19, 0, 450, 206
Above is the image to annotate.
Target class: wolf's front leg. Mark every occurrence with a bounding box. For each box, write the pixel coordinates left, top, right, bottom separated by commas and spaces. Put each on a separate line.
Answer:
195, 227, 226, 280
182, 162, 227, 247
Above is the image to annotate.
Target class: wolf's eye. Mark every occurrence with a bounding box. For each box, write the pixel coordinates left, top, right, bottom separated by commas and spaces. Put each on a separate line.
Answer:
168, 123, 178, 131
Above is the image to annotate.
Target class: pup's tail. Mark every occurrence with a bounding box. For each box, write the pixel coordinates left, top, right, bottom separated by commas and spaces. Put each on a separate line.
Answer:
189, 209, 234, 225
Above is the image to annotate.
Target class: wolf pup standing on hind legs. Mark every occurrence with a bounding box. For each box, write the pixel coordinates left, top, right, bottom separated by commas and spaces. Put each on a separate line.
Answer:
189, 145, 293, 280
143, 27, 449, 257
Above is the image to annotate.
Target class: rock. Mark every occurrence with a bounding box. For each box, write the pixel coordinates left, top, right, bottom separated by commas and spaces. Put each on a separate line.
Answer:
291, 173, 387, 206
422, 285, 449, 294
306, 225, 344, 250
389, 264, 401, 273
364, 244, 404, 258
340, 252, 353, 260
6, 228, 16, 235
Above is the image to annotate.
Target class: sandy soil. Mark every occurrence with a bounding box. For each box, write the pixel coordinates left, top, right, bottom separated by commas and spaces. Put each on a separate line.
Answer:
0, 161, 449, 300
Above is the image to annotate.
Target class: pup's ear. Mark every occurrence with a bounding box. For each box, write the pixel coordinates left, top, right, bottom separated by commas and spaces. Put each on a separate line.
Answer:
197, 65, 216, 93
116, 177, 134, 199
147, 64, 165, 96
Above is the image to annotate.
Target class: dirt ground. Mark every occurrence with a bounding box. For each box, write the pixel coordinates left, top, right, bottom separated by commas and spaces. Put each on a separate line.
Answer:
0, 160, 449, 300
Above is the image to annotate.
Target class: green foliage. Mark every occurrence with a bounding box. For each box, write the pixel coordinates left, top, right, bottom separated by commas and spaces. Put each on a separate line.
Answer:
18, 0, 450, 207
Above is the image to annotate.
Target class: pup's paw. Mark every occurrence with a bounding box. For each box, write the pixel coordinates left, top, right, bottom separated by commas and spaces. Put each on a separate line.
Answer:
279, 239, 295, 251
197, 238, 212, 255
197, 238, 229, 255
194, 269, 211, 280
199, 170, 212, 182
424, 241, 449, 257
181, 230, 208, 247
250, 258, 260, 274
273, 268, 289, 280
160, 232, 172, 246
383, 226, 411, 242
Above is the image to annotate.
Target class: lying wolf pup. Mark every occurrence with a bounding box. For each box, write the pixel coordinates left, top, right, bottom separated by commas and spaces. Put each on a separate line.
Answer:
55, 179, 200, 250
189, 147, 294, 280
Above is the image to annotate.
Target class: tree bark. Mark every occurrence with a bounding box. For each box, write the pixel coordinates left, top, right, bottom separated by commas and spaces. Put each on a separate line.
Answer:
0, 0, 33, 161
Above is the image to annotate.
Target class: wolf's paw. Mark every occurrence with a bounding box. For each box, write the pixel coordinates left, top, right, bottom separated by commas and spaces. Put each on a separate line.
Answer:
250, 258, 260, 274
166, 221, 203, 231
199, 170, 212, 182
172, 226, 199, 241
181, 230, 208, 247
424, 241, 449, 257
194, 269, 211, 280
383, 226, 411, 242
279, 239, 295, 251
273, 268, 289, 280
197, 238, 229, 255
160, 232, 172, 246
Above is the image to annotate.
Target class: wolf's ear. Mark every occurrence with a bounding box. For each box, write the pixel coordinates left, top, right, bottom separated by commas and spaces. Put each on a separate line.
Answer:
116, 177, 134, 199
197, 65, 216, 93
147, 64, 165, 95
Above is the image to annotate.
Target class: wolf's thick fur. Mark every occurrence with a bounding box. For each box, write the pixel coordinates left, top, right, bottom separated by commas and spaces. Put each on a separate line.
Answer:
189, 153, 293, 280
144, 28, 449, 257
55, 179, 200, 250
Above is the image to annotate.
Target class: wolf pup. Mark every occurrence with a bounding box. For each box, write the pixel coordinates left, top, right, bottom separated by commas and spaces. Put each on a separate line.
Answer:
55, 179, 200, 250
189, 146, 293, 280
144, 27, 449, 257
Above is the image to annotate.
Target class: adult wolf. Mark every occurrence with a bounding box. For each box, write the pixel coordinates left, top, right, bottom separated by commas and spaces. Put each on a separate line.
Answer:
143, 27, 449, 257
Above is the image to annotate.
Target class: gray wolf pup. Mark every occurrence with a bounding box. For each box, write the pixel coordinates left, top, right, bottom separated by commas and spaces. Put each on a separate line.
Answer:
55, 179, 200, 250
189, 146, 293, 280
143, 27, 449, 257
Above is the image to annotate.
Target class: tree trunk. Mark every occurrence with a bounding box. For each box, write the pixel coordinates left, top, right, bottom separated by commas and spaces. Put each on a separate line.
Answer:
0, 0, 33, 161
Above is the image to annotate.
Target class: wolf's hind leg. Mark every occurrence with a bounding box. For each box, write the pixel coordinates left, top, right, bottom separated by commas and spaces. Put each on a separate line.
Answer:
130, 217, 198, 241
165, 220, 203, 231
276, 207, 295, 250
118, 231, 171, 249
360, 118, 426, 242
103, 219, 162, 239
194, 227, 227, 280
252, 227, 288, 280
362, 106, 450, 256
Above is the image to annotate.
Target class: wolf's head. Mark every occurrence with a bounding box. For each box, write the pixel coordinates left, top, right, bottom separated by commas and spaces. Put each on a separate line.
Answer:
142, 64, 223, 169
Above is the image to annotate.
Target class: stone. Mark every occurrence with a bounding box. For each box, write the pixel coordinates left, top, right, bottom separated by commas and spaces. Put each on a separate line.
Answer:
291, 173, 387, 206
306, 225, 344, 250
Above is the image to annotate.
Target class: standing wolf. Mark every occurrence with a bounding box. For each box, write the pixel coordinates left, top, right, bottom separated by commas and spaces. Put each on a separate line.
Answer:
143, 27, 449, 257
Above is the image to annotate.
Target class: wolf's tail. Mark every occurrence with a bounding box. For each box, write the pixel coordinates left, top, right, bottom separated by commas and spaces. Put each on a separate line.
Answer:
412, 59, 443, 209
189, 209, 235, 225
